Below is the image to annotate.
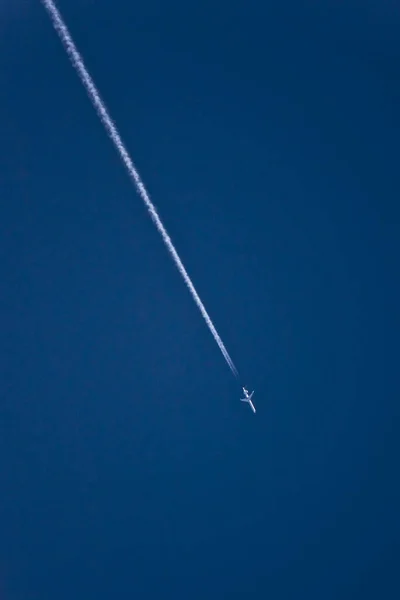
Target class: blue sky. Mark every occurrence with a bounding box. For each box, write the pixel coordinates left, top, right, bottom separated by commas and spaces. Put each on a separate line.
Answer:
1, 1, 399, 598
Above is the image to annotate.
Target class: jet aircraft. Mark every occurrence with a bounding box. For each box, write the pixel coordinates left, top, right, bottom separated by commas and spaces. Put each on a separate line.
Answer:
240, 387, 256, 413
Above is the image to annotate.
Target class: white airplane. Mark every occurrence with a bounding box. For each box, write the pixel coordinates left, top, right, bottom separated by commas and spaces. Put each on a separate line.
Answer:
240, 387, 256, 413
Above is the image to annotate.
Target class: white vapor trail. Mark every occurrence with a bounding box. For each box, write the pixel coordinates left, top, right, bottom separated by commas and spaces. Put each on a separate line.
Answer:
40, 0, 238, 379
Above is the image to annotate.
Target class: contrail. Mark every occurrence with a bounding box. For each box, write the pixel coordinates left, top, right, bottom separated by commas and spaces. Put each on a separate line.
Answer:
40, 0, 238, 379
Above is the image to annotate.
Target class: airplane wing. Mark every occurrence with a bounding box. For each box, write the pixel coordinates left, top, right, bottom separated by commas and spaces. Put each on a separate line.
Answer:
240, 388, 256, 413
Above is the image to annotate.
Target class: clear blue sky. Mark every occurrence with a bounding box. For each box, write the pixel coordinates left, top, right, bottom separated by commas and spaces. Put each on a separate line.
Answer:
1, 1, 399, 598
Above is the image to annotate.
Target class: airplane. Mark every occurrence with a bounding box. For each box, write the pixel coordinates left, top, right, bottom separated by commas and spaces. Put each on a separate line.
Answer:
240, 387, 256, 413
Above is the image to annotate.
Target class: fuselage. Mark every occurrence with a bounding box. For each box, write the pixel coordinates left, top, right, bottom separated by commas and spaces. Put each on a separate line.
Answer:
248, 399, 256, 413
241, 387, 256, 412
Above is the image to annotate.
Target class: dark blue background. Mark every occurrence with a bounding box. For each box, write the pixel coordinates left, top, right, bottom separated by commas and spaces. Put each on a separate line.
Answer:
1, 1, 399, 598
